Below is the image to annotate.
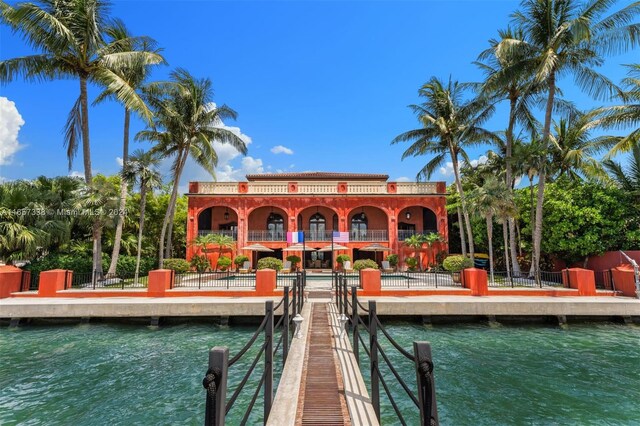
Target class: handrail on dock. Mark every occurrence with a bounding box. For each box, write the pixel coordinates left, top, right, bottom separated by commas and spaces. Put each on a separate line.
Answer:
203, 271, 306, 425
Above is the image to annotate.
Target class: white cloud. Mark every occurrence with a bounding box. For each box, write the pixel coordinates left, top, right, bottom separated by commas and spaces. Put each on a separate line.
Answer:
69, 171, 84, 178
394, 176, 411, 182
0, 97, 25, 166
116, 157, 124, 167
270, 145, 294, 155
289, 164, 295, 169
438, 155, 489, 177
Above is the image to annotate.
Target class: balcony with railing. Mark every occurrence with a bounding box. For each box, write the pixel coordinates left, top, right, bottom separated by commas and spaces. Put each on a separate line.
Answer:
302, 230, 334, 242
351, 229, 388, 241
197, 229, 238, 240
397, 229, 438, 240
247, 230, 287, 241
192, 181, 441, 195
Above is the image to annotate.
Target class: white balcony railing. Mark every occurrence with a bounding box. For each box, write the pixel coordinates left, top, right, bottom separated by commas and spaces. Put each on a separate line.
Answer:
351, 229, 388, 241
197, 230, 238, 240
193, 181, 441, 195
247, 230, 287, 241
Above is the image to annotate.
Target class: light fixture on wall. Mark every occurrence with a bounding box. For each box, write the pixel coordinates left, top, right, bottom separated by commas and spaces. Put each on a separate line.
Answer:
360, 207, 366, 220
224, 208, 229, 221
268, 209, 275, 221
405, 210, 412, 220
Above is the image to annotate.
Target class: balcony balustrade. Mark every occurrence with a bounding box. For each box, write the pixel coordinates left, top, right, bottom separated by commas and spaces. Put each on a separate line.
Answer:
197, 229, 237, 240
350, 229, 388, 241
303, 230, 334, 241
247, 230, 287, 241
397, 229, 439, 240
194, 181, 440, 195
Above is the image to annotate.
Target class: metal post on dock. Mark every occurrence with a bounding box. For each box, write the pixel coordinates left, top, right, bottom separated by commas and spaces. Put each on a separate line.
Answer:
282, 287, 289, 365
292, 278, 298, 316
351, 286, 359, 365
368, 300, 380, 421
264, 300, 274, 421
204, 347, 228, 426
342, 279, 348, 317
413, 341, 439, 426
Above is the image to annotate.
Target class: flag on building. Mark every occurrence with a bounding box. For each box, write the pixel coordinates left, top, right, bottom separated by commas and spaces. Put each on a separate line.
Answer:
287, 231, 305, 243
332, 231, 349, 243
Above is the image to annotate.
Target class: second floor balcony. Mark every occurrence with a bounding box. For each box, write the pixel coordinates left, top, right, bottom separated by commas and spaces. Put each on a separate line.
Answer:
197, 229, 238, 240
397, 229, 439, 241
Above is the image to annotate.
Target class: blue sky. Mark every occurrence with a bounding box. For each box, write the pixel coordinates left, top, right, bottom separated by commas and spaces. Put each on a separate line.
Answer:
0, 0, 636, 187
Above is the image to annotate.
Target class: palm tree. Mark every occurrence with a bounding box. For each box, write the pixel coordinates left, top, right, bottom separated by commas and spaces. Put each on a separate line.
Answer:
403, 234, 424, 271
593, 64, 640, 156
392, 77, 499, 261
137, 68, 248, 266
445, 186, 467, 258
602, 141, 640, 200
122, 150, 162, 284
0, 0, 163, 275
501, 0, 639, 276
477, 27, 539, 276
549, 113, 618, 181
468, 177, 514, 283
422, 232, 444, 270
95, 20, 165, 275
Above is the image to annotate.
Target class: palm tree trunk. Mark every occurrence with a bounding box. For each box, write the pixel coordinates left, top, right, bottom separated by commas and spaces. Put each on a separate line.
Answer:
531, 73, 555, 280
457, 206, 467, 257
451, 152, 474, 260
486, 215, 494, 284
516, 220, 522, 257
502, 220, 511, 278
158, 148, 188, 266
108, 107, 130, 275
134, 183, 148, 284
506, 95, 520, 275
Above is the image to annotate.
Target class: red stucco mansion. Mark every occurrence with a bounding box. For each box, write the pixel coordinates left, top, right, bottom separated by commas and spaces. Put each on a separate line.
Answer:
186, 172, 448, 269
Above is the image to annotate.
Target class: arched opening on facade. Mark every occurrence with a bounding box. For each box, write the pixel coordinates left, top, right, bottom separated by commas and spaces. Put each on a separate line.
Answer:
347, 206, 388, 242
297, 206, 339, 242
398, 206, 438, 240
247, 206, 288, 241
197, 206, 238, 240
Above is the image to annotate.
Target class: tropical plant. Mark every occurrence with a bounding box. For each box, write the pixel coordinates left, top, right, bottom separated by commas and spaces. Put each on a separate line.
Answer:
442, 255, 473, 272
97, 20, 164, 275
137, 69, 248, 266
162, 258, 190, 274
0, 0, 163, 275
602, 141, 640, 200
257, 256, 283, 271
336, 254, 351, 265
190, 254, 210, 272
392, 77, 499, 260
403, 234, 424, 271
286, 255, 301, 270
385, 254, 399, 268
217, 255, 232, 271
353, 259, 378, 271
234, 255, 250, 269
404, 256, 418, 271
120, 149, 162, 283
422, 233, 444, 270
500, 0, 639, 275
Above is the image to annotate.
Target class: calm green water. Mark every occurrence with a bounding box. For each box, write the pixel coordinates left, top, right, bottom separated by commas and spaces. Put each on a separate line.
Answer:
1, 321, 639, 425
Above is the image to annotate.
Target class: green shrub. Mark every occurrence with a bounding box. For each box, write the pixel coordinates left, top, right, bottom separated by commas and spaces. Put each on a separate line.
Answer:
336, 254, 351, 265
257, 257, 283, 271
190, 254, 210, 272
24, 253, 156, 276
442, 255, 473, 272
405, 256, 419, 271
386, 254, 399, 267
286, 255, 301, 266
353, 259, 378, 271
114, 255, 156, 276
163, 258, 190, 273
217, 256, 232, 271
234, 255, 250, 268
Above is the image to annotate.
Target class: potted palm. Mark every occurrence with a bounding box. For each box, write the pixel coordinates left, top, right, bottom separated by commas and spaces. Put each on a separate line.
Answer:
442, 255, 473, 283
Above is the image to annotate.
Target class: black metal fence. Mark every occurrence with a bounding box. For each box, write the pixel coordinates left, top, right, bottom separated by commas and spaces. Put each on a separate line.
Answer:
594, 270, 616, 290
203, 271, 306, 425
383, 271, 462, 288
66, 271, 148, 290
20, 270, 39, 291
336, 280, 439, 425
489, 270, 569, 288
174, 271, 256, 289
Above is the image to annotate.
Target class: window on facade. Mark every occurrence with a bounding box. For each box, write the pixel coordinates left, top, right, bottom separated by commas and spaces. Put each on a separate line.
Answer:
309, 213, 325, 240
267, 213, 284, 241
351, 213, 368, 239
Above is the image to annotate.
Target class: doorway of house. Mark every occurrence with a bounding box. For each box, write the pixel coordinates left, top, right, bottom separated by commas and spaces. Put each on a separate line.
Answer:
257, 249, 282, 263
353, 248, 376, 263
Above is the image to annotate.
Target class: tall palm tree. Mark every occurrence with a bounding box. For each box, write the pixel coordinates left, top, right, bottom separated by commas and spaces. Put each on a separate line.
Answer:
94, 19, 165, 275
122, 150, 162, 283
422, 232, 444, 270
477, 27, 539, 276
500, 0, 639, 276
602, 141, 640, 200
0, 0, 163, 274
137, 68, 248, 266
392, 77, 499, 261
